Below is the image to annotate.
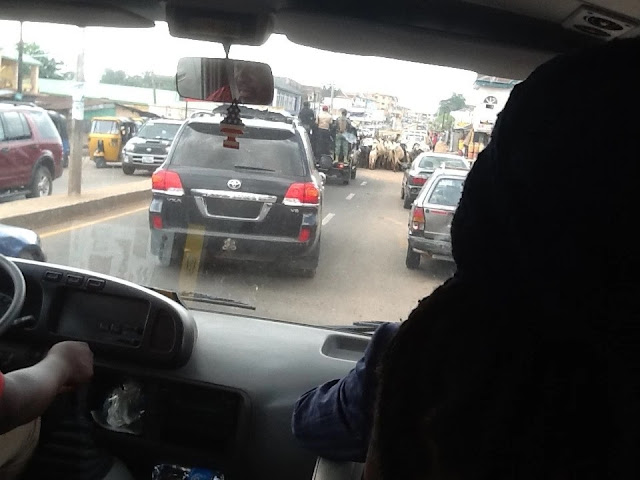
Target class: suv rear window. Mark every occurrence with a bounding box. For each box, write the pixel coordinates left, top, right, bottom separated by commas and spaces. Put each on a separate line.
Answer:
428, 177, 465, 207
31, 111, 61, 140
171, 122, 306, 177
2, 112, 31, 140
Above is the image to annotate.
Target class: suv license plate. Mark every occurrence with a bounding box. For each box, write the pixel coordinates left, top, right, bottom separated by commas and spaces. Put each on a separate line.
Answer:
142, 155, 155, 163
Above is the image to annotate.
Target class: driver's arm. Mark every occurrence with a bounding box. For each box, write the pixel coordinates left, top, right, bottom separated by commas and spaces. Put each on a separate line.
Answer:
0, 341, 93, 434
291, 323, 399, 462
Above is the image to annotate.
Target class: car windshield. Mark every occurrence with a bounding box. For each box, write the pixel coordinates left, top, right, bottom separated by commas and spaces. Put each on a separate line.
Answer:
0, 19, 492, 327
137, 122, 181, 141
91, 120, 119, 134
171, 123, 306, 176
418, 156, 467, 171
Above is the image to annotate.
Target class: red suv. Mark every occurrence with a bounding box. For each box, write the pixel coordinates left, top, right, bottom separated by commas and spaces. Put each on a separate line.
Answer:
0, 103, 63, 199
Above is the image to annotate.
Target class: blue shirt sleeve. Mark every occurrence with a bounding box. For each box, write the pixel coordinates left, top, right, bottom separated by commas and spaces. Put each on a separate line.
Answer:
291, 322, 399, 462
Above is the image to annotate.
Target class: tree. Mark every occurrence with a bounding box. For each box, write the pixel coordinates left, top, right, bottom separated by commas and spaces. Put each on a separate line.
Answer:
19, 42, 68, 79
100, 69, 176, 91
437, 93, 467, 116
430, 112, 455, 131
431, 93, 467, 131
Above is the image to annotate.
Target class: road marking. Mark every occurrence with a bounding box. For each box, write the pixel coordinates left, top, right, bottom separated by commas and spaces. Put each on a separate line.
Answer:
322, 213, 335, 226
346, 193, 355, 200
360, 181, 367, 186
40, 205, 148, 239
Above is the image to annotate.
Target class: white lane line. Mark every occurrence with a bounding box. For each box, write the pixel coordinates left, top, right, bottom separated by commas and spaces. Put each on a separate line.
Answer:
322, 213, 335, 226
346, 193, 355, 200
360, 181, 367, 186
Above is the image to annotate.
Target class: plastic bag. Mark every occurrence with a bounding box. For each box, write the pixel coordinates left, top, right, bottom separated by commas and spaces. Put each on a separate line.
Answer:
90, 380, 145, 435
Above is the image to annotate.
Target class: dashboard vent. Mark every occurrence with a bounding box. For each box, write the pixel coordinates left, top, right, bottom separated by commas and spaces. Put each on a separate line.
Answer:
562, 5, 638, 40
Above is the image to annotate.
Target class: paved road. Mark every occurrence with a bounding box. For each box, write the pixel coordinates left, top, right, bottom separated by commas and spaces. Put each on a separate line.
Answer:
39, 169, 455, 327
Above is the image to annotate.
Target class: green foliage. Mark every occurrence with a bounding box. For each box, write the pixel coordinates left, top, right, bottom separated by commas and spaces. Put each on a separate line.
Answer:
437, 93, 467, 116
18, 42, 68, 79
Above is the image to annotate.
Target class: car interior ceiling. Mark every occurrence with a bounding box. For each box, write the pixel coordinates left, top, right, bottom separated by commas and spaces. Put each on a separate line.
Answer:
1, 1, 638, 480
0, 0, 637, 78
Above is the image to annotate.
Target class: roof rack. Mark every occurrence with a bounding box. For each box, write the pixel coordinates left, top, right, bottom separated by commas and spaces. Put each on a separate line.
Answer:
190, 110, 219, 119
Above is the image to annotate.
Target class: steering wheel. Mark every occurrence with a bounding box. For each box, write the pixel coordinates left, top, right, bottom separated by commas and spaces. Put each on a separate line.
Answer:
0, 254, 26, 337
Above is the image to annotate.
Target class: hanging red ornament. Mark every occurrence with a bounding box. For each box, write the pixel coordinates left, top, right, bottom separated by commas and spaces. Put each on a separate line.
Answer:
220, 100, 245, 149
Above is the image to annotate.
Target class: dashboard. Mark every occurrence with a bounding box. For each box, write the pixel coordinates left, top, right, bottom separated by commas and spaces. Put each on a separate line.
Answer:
0, 259, 368, 480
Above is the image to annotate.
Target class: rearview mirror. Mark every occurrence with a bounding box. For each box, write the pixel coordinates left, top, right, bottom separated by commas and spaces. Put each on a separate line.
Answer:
177, 57, 275, 105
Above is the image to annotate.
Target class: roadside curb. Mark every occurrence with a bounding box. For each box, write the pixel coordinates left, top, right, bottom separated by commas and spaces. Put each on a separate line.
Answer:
0, 181, 151, 231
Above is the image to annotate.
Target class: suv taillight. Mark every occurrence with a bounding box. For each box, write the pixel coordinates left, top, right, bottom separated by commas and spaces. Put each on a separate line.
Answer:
284, 182, 319, 206
152, 170, 184, 196
411, 206, 425, 231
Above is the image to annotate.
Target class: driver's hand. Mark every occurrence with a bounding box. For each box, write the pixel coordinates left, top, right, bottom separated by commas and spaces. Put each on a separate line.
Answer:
46, 341, 94, 390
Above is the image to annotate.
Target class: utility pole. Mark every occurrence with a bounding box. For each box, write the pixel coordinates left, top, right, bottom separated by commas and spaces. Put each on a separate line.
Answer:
16, 21, 24, 97
151, 71, 157, 105
68, 27, 86, 196
330, 83, 334, 112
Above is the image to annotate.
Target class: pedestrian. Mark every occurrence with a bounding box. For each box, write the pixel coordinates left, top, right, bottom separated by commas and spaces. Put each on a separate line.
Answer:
298, 101, 315, 132
334, 109, 351, 163
316, 106, 333, 156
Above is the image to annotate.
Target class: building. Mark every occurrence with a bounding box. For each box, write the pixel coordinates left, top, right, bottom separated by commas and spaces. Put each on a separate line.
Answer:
0, 48, 41, 94
469, 75, 520, 135
273, 77, 303, 114
37, 78, 182, 122
371, 93, 398, 114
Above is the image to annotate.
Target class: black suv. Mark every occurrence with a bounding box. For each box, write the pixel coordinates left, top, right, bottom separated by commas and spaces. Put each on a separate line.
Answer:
149, 116, 323, 277
122, 118, 183, 174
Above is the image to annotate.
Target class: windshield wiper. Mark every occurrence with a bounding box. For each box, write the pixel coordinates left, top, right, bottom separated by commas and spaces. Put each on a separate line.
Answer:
330, 321, 387, 335
178, 291, 256, 310
234, 165, 276, 172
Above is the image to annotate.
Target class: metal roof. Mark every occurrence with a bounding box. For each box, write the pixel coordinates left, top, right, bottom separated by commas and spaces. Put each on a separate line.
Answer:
0, 48, 42, 66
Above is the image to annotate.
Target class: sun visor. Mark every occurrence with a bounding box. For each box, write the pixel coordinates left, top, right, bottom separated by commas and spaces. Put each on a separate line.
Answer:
0, 1, 155, 27
166, 5, 274, 46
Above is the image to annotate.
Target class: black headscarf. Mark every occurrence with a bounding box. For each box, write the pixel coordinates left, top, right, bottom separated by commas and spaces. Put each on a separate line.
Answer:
374, 37, 640, 480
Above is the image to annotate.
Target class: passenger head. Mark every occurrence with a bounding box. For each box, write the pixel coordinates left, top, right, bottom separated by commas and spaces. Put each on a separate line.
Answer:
303, 101, 310, 108
322, 105, 329, 112
233, 62, 271, 104
341, 109, 348, 116
369, 37, 640, 480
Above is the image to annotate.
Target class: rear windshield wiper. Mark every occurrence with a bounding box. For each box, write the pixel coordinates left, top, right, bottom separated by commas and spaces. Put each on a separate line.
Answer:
330, 321, 387, 335
234, 165, 276, 172
178, 291, 256, 310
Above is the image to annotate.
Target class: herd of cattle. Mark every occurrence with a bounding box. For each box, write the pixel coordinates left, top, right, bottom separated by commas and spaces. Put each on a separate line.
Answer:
351, 138, 423, 171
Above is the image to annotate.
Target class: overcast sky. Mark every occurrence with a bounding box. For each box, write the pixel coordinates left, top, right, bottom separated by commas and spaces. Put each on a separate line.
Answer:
0, 20, 478, 112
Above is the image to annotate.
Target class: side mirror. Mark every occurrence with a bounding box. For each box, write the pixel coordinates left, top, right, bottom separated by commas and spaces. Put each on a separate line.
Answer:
319, 172, 327, 186
177, 57, 275, 105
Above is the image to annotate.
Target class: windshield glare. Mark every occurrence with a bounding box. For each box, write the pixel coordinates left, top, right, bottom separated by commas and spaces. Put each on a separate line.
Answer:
171, 123, 306, 176
0, 19, 490, 327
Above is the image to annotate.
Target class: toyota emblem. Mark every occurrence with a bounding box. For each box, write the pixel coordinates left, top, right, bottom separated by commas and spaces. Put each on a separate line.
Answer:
227, 179, 242, 190
146, 147, 152, 152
